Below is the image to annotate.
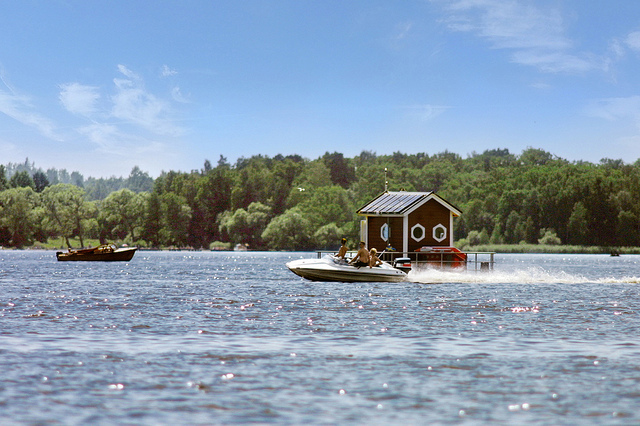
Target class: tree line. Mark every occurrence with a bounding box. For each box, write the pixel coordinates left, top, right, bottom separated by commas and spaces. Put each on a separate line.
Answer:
2, 148, 640, 250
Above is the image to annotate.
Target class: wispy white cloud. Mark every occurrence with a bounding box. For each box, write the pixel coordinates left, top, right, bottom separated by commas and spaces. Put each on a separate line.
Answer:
437, 0, 604, 74
3, 62, 184, 159
625, 31, 640, 52
511, 50, 596, 74
171, 86, 189, 103
59, 82, 100, 117
111, 64, 183, 136
585, 96, 640, 125
395, 22, 414, 40
599, 30, 640, 79
161, 65, 189, 104
0, 70, 61, 140
161, 64, 177, 77
530, 81, 551, 90
54, 65, 186, 164
406, 104, 450, 121
117, 64, 138, 80
584, 96, 640, 158
77, 122, 120, 152
77, 122, 170, 161
608, 38, 625, 60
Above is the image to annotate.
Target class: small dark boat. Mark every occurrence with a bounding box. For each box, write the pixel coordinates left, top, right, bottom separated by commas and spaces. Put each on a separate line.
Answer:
56, 244, 137, 262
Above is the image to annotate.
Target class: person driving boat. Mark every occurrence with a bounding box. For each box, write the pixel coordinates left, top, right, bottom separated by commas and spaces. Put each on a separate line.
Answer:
336, 238, 348, 260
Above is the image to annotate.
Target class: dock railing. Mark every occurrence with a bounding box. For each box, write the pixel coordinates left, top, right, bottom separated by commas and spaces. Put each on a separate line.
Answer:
316, 250, 496, 271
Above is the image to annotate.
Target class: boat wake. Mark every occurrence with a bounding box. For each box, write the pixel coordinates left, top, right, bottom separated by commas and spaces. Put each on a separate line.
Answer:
408, 265, 640, 285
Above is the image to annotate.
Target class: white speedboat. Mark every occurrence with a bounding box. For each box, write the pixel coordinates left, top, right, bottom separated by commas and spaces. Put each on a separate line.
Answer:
286, 255, 407, 283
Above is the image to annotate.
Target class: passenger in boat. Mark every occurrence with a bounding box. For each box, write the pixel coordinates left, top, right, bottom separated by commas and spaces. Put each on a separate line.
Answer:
369, 248, 382, 268
349, 241, 370, 267
336, 238, 348, 259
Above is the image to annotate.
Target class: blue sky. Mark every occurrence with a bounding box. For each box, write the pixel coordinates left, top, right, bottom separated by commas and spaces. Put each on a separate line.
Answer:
2, 0, 640, 178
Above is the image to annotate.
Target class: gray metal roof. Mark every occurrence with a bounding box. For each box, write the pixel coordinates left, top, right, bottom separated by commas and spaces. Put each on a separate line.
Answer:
357, 191, 433, 215
357, 191, 462, 216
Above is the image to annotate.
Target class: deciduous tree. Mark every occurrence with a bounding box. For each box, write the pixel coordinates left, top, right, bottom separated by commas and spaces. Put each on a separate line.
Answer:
41, 184, 95, 248
0, 187, 39, 247
99, 189, 147, 242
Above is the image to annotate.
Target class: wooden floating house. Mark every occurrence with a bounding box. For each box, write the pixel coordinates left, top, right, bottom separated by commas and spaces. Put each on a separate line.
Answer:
357, 191, 461, 252
357, 191, 480, 268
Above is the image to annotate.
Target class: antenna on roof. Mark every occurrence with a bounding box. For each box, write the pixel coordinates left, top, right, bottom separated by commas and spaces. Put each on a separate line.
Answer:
384, 167, 388, 192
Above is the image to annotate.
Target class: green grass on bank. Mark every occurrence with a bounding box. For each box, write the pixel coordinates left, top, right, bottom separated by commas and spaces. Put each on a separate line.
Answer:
459, 243, 640, 254
30, 238, 103, 250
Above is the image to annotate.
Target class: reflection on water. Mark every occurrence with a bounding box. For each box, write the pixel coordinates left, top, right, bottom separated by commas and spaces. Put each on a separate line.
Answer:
1, 251, 640, 424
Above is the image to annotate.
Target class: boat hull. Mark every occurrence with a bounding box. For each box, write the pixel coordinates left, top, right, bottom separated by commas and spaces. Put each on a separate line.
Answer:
286, 256, 406, 283
56, 247, 137, 262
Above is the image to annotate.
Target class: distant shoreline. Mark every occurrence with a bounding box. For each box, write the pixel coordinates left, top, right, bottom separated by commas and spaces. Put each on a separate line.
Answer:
460, 244, 639, 255
6, 243, 639, 255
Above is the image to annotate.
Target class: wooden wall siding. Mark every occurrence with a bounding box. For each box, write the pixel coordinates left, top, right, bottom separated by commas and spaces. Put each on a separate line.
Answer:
367, 216, 404, 253
407, 199, 451, 251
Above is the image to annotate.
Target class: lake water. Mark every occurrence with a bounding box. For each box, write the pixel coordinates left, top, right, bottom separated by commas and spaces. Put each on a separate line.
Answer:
1, 251, 640, 424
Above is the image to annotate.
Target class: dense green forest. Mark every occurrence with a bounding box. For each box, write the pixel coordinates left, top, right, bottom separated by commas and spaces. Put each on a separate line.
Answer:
1, 148, 640, 251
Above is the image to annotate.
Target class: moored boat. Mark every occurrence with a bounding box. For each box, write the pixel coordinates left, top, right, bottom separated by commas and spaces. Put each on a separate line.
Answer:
56, 244, 137, 262
286, 255, 407, 283
414, 246, 467, 268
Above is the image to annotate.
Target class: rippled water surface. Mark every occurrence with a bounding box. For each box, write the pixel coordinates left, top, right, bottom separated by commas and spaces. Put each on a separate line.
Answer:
2, 251, 640, 424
